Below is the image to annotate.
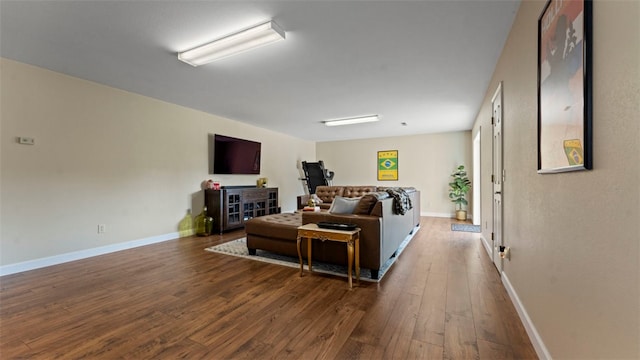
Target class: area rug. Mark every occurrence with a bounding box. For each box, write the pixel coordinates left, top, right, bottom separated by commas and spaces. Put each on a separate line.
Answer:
451, 223, 481, 233
205, 230, 417, 282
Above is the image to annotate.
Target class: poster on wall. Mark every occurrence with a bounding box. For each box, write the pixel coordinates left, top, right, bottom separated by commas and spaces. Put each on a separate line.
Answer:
377, 150, 398, 181
537, 0, 592, 173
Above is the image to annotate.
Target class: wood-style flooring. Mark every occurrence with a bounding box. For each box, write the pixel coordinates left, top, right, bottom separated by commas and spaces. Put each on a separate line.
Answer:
0, 217, 537, 359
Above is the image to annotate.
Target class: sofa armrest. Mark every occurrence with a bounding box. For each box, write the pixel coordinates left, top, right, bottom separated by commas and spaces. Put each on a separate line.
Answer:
297, 195, 311, 210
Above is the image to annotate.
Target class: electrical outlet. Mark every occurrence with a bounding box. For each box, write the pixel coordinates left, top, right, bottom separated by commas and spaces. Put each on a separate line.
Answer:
98, 224, 106, 234
18, 137, 35, 145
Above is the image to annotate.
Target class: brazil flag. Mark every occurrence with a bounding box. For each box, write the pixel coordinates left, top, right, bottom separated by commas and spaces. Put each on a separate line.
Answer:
378, 150, 398, 181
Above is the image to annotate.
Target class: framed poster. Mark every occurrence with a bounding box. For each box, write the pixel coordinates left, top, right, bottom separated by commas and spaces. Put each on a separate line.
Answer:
537, 0, 592, 173
377, 150, 398, 181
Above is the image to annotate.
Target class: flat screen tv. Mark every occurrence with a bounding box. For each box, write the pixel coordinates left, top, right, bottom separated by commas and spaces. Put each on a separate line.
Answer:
213, 134, 261, 174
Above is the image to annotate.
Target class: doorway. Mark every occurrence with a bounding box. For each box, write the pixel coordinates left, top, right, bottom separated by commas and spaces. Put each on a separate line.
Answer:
473, 130, 481, 226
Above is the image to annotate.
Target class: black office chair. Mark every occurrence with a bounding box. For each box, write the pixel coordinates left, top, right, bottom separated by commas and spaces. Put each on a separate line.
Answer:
301, 161, 334, 194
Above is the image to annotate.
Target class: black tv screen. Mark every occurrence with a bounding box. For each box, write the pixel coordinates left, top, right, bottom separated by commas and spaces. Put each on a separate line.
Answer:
213, 134, 261, 174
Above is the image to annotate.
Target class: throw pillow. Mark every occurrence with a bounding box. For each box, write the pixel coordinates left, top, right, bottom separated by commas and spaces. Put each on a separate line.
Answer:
328, 196, 361, 214
353, 194, 378, 215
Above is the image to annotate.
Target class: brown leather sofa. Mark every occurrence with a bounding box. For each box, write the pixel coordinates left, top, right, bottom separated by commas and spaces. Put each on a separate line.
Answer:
246, 186, 421, 279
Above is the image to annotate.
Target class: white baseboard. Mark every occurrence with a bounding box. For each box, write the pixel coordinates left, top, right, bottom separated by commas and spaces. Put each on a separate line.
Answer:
0, 232, 180, 277
421, 211, 452, 218
502, 272, 551, 360
480, 235, 492, 258
421, 212, 474, 220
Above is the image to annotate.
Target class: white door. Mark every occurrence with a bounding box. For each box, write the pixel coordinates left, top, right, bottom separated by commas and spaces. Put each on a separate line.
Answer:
492, 83, 504, 272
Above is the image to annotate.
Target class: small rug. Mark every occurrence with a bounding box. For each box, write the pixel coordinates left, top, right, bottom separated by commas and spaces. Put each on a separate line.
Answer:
205, 230, 417, 282
451, 223, 481, 233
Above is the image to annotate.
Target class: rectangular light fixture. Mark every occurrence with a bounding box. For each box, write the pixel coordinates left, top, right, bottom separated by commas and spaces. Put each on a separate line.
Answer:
178, 20, 285, 66
324, 115, 380, 127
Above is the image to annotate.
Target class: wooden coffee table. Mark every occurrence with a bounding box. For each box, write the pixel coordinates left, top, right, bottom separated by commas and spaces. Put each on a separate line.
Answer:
296, 223, 361, 288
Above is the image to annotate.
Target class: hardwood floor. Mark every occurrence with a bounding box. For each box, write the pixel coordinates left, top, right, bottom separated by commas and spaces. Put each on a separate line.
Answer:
0, 217, 537, 359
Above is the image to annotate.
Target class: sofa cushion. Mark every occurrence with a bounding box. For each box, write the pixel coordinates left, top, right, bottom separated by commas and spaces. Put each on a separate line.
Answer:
369, 192, 390, 217
354, 194, 379, 215
315, 186, 345, 203
328, 196, 361, 214
343, 186, 377, 198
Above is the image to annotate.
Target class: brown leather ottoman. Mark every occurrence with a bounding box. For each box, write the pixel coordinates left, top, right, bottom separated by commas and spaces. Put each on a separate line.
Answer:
245, 212, 302, 257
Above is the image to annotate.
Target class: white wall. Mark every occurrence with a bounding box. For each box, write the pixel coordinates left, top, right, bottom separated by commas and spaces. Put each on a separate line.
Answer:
316, 131, 472, 217
473, 1, 639, 358
0, 58, 315, 266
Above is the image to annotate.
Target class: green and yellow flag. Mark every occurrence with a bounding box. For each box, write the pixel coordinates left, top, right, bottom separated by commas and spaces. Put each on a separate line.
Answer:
378, 150, 398, 181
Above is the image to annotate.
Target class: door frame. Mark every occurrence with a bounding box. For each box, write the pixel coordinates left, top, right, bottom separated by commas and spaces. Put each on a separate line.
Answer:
491, 82, 504, 272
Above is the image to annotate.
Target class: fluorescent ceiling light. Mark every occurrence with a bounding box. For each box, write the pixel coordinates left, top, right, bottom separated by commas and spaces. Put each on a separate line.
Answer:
178, 21, 285, 66
324, 115, 380, 127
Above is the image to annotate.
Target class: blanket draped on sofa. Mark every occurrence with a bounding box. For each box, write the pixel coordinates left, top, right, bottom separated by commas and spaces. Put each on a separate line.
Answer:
385, 188, 413, 215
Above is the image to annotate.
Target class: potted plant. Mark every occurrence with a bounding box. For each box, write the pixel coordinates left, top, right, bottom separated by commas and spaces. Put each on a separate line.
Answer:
448, 165, 471, 221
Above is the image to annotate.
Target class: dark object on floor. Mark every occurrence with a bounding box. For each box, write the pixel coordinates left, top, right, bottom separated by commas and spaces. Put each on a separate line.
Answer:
451, 223, 481, 233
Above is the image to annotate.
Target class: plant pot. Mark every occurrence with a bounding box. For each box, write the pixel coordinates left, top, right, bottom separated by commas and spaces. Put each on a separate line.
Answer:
455, 210, 467, 221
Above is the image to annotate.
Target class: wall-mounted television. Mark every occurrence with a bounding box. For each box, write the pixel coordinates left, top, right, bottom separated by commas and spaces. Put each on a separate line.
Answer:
213, 134, 261, 174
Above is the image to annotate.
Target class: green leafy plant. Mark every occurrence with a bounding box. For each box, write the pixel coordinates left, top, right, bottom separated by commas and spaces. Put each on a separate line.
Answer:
448, 165, 471, 211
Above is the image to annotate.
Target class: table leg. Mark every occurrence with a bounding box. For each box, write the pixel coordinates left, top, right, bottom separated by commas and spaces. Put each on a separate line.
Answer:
347, 239, 354, 289
307, 237, 313, 272
355, 235, 360, 283
297, 236, 303, 276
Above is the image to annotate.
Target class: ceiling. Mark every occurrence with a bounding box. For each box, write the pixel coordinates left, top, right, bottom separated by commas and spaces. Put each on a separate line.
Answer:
0, 0, 519, 142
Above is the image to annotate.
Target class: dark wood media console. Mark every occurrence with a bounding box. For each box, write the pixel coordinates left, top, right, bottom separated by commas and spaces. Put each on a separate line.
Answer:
205, 186, 279, 233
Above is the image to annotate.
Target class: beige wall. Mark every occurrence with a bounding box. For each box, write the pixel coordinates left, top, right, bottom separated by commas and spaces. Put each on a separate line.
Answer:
316, 131, 472, 217
473, 1, 639, 358
0, 58, 315, 266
